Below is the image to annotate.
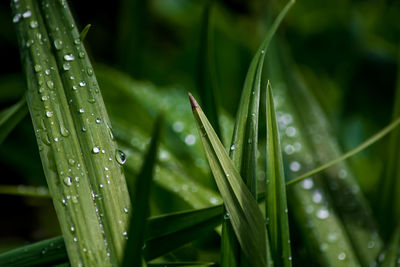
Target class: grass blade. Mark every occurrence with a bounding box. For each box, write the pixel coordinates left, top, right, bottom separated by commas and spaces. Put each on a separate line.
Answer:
197, 1, 221, 139
123, 117, 162, 267
0, 185, 50, 198
0, 205, 223, 266
378, 224, 400, 267
189, 93, 267, 267
12, 0, 131, 265
265, 82, 292, 266
379, 50, 400, 239
0, 236, 67, 267
0, 96, 28, 144
79, 24, 91, 42
287, 116, 400, 186
222, 2, 294, 265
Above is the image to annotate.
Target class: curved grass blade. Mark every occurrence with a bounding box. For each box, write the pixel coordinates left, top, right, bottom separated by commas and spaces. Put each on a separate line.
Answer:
0, 205, 223, 266
0, 96, 28, 144
287, 116, 400, 186
123, 117, 162, 267
265, 82, 292, 266
0, 236, 67, 267
189, 93, 267, 267
197, 1, 221, 139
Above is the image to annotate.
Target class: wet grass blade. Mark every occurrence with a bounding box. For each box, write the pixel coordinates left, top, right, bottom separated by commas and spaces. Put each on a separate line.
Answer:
197, 1, 221, 139
0, 236, 67, 267
123, 117, 162, 267
265, 82, 292, 266
12, 0, 131, 265
222, 2, 295, 265
0, 96, 28, 144
189, 93, 267, 267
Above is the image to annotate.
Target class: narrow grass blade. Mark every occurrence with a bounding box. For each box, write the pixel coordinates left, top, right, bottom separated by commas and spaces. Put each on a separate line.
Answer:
0, 236, 67, 267
12, 0, 131, 265
189, 93, 267, 267
197, 1, 221, 139
0, 96, 28, 144
287, 116, 400, 186
378, 224, 400, 267
222, 2, 294, 265
0, 185, 50, 198
123, 117, 162, 267
379, 50, 400, 239
0, 205, 223, 266
79, 24, 91, 41
265, 82, 292, 266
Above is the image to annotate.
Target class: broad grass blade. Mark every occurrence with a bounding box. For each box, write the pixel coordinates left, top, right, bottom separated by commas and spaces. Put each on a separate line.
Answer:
0, 96, 28, 144
265, 83, 292, 266
123, 117, 162, 267
189, 93, 267, 267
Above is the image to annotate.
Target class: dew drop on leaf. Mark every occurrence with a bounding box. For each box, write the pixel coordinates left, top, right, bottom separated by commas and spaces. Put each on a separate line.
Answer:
115, 150, 126, 165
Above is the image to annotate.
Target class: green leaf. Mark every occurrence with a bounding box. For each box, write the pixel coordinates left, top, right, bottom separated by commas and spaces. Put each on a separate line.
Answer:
0, 96, 28, 144
189, 93, 267, 267
265, 82, 292, 266
196, 1, 221, 139
79, 24, 91, 41
0, 205, 223, 266
0, 236, 67, 267
144, 205, 223, 260
123, 117, 163, 267
0, 185, 50, 198
12, 0, 131, 265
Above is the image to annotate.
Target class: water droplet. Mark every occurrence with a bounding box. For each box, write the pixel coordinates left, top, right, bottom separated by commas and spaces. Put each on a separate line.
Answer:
47, 81, 54, 89
13, 14, 21, 23
63, 63, 71, 71
29, 20, 38, 29
338, 169, 347, 179
60, 127, 69, 137
74, 38, 81, 45
286, 126, 297, 137
284, 144, 295, 155
184, 134, 196, 146
92, 146, 100, 154
54, 137, 59, 142
34, 64, 42, 72
209, 197, 218, 204
79, 81, 86, 87
338, 252, 346, 261
70, 226, 75, 232
78, 108, 84, 114
123, 207, 128, 213
54, 39, 63, 50
224, 212, 230, 219
261, 50, 265, 54
41, 96, 48, 101
100, 184, 104, 188
73, 236, 78, 242
87, 68, 93, 76
115, 150, 126, 165
289, 161, 301, 172
64, 176, 72, 186
230, 145, 235, 150
64, 54, 75, 61
78, 51, 85, 58
74, 177, 80, 182
316, 208, 329, 219
45, 69, 51, 75
312, 190, 323, 203
302, 178, 314, 189
45, 111, 53, 118
22, 10, 32, 18
95, 118, 101, 124
72, 85, 77, 91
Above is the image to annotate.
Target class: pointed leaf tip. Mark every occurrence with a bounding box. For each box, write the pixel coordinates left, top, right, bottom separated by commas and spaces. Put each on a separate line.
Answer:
188, 93, 200, 109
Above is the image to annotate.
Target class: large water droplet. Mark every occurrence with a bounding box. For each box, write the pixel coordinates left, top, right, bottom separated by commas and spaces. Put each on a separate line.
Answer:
289, 161, 301, 172
64, 54, 75, 61
63, 63, 71, 71
115, 150, 126, 165
22, 10, 32, 18
79, 81, 86, 87
54, 39, 63, 50
92, 146, 100, 154
338, 252, 346, 261
316, 207, 329, 219
64, 176, 72, 186
302, 178, 314, 190
45, 111, 53, 118
185, 135, 196, 146
13, 14, 21, 23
